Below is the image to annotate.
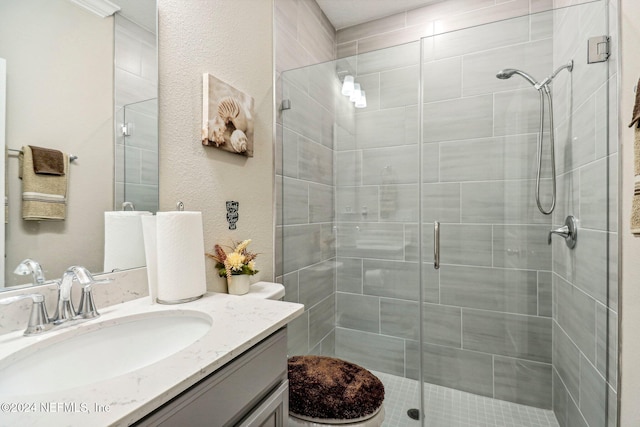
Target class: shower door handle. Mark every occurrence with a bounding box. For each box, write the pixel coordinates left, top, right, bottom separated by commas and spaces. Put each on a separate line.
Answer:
434, 221, 440, 270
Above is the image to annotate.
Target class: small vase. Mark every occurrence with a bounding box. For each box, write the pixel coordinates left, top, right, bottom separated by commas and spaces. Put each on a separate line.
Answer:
227, 274, 251, 295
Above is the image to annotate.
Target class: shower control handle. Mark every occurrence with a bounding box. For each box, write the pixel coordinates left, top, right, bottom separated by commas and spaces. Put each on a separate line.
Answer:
548, 226, 570, 242
548, 215, 578, 249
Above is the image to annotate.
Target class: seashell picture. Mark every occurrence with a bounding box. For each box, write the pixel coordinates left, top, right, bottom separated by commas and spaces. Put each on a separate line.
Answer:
202, 74, 255, 157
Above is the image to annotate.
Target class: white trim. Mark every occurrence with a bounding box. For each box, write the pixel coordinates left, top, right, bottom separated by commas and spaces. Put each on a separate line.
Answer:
68, 0, 120, 18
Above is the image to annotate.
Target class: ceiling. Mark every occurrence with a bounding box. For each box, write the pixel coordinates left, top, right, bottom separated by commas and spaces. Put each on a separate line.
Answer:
316, 0, 445, 30
111, 0, 156, 33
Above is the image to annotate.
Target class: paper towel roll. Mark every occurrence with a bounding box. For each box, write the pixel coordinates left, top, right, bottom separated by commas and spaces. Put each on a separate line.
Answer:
156, 211, 207, 303
141, 215, 158, 304
104, 211, 152, 272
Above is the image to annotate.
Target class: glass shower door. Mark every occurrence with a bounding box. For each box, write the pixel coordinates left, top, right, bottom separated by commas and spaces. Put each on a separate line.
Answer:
116, 98, 158, 212
419, 9, 555, 408
419, 2, 616, 426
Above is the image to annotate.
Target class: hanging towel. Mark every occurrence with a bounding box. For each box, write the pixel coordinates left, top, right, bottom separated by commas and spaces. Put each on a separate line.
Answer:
630, 77, 640, 128
28, 145, 65, 175
19, 145, 68, 221
630, 78, 640, 234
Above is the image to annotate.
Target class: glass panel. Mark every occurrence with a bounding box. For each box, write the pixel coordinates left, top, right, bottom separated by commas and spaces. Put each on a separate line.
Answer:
120, 98, 159, 212
280, 41, 424, 425
279, 1, 615, 426
420, 1, 615, 426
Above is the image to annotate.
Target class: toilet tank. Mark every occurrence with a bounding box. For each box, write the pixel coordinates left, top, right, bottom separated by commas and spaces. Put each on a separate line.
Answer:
243, 281, 285, 300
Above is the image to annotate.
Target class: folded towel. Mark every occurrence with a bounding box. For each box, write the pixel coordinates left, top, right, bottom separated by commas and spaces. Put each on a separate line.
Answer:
630, 77, 640, 128
29, 145, 65, 175
19, 145, 68, 221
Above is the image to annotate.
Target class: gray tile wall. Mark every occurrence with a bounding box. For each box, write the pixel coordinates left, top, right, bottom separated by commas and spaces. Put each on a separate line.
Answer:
274, 0, 338, 356
550, 1, 618, 426
114, 15, 158, 212
336, 0, 556, 58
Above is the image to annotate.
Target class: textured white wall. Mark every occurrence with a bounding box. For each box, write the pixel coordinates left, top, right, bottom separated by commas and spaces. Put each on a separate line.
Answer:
158, 0, 274, 292
619, 0, 640, 424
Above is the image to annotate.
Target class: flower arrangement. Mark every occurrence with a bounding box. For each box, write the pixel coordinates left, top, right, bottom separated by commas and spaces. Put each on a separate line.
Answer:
206, 239, 258, 279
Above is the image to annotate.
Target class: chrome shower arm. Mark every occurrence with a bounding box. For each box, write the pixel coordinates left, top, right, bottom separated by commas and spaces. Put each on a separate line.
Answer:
550, 60, 574, 80
535, 60, 574, 90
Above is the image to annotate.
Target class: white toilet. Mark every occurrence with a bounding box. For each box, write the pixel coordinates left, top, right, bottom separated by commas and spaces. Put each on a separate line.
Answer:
288, 408, 385, 427
243, 281, 286, 300
246, 282, 385, 427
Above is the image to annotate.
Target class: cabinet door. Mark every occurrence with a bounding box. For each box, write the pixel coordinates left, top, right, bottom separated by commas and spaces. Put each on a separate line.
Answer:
238, 380, 288, 427
134, 329, 287, 427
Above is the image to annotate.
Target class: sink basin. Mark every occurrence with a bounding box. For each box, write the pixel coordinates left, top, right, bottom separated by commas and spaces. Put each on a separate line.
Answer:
0, 310, 212, 396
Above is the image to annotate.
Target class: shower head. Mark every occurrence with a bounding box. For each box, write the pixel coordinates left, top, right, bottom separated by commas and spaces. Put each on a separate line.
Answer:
496, 68, 539, 87
496, 69, 518, 79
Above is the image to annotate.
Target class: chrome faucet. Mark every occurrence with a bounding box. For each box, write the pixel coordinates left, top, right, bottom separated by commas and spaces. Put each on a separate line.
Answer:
53, 266, 112, 324
13, 258, 46, 285
1, 266, 113, 336
122, 201, 136, 211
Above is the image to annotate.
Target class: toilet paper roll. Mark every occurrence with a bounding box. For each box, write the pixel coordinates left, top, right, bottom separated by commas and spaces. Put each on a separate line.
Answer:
141, 215, 158, 304
104, 211, 152, 272
156, 211, 207, 303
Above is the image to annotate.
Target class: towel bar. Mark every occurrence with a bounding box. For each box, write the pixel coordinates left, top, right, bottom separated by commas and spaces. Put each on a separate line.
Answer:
7, 148, 77, 162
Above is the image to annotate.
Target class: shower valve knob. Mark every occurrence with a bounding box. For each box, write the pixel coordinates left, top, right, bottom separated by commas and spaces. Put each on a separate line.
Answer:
548, 215, 578, 249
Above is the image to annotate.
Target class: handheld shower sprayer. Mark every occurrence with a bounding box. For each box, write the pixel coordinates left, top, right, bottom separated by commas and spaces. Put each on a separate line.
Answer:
496, 60, 574, 91
496, 68, 539, 87
495, 60, 574, 215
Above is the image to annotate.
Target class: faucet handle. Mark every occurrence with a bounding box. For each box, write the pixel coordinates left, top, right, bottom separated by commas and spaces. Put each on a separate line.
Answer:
548, 225, 570, 244
77, 278, 114, 320
548, 215, 578, 249
0, 294, 52, 336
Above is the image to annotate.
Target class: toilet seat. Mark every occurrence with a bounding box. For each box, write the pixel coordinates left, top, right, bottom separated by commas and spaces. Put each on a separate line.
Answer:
288, 355, 385, 427
289, 406, 385, 426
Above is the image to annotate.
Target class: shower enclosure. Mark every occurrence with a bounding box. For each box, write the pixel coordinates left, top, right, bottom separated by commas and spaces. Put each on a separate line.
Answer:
278, 1, 616, 426
115, 98, 159, 212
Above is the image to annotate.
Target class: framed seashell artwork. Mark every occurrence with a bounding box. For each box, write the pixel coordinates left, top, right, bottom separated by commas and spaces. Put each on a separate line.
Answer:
202, 73, 255, 157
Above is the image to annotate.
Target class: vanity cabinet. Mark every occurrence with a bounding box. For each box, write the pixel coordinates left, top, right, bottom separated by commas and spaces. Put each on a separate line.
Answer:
134, 328, 289, 427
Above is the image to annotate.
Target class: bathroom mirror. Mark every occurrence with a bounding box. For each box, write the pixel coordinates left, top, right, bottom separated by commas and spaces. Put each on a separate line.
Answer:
0, 0, 158, 289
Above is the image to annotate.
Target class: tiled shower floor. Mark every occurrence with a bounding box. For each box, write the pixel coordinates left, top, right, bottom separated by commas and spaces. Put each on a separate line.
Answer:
372, 371, 560, 427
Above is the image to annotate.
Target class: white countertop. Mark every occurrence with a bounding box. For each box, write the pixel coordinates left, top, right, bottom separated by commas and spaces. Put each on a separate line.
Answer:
0, 292, 304, 426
